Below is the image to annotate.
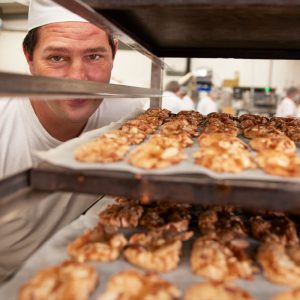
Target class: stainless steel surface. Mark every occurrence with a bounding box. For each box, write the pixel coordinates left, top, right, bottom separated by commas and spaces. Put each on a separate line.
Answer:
26, 163, 300, 213
0, 170, 30, 200
0, 72, 161, 99
150, 60, 163, 108
53, 0, 164, 68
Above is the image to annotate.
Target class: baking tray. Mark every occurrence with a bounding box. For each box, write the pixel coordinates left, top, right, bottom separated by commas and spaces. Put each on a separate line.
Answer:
0, 195, 290, 300
26, 108, 300, 213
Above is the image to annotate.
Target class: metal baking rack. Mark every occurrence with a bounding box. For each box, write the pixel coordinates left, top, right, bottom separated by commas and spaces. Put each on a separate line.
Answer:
1, 0, 300, 213
0, 163, 299, 214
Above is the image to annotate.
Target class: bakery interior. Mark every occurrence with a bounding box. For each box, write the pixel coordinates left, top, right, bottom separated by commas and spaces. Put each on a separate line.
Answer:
1, 1, 300, 299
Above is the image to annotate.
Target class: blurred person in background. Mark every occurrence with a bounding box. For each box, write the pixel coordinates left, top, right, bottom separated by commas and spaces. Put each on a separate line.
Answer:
276, 86, 299, 117
196, 89, 219, 115
162, 80, 182, 113
177, 85, 194, 110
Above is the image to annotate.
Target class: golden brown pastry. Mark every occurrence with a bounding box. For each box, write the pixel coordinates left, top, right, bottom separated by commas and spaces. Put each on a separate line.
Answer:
184, 281, 255, 300
128, 143, 187, 169
98, 269, 181, 300
193, 147, 256, 173
99, 203, 144, 228
250, 213, 299, 246
68, 223, 127, 262
190, 237, 254, 281
250, 136, 296, 154
256, 150, 300, 177
124, 228, 193, 272
258, 242, 300, 287
18, 260, 98, 300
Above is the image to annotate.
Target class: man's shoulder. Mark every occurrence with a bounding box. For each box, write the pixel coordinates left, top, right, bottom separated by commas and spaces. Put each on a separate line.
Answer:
0, 97, 28, 111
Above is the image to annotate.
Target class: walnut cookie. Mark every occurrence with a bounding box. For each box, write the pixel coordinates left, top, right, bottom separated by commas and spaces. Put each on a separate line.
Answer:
258, 242, 300, 287
124, 228, 193, 272
18, 260, 98, 300
184, 281, 255, 300
98, 269, 181, 300
68, 223, 127, 262
190, 237, 254, 281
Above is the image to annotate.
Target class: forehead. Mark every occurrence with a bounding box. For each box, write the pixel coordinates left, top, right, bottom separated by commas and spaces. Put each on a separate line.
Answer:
38, 22, 110, 47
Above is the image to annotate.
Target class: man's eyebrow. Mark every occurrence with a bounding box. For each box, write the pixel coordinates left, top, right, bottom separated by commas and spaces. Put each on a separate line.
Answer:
84, 47, 108, 54
43, 46, 71, 53
43, 46, 108, 54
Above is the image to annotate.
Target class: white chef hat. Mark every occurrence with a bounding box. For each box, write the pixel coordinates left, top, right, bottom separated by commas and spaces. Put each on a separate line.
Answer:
28, 0, 88, 31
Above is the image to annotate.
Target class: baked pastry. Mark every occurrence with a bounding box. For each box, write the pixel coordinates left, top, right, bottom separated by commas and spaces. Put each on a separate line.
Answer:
75, 132, 130, 163
201, 124, 239, 137
128, 143, 187, 169
199, 133, 248, 152
193, 148, 256, 173
190, 237, 254, 281
144, 107, 171, 119
18, 260, 98, 300
250, 213, 299, 246
124, 228, 193, 272
113, 196, 139, 205
68, 223, 127, 262
243, 125, 284, 139
139, 201, 191, 231
184, 281, 254, 300
286, 126, 300, 142
160, 118, 199, 137
198, 208, 248, 242
250, 136, 296, 154
272, 287, 300, 300
98, 269, 181, 300
99, 203, 144, 228
258, 242, 300, 286
256, 150, 300, 177
149, 133, 193, 148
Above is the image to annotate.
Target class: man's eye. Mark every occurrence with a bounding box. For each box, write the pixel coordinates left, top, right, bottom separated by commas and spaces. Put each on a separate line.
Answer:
88, 54, 101, 61
49, 56, 64, 62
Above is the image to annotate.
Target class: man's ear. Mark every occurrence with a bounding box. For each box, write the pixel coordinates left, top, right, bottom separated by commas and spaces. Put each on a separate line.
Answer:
113, 38, 118, 59
23, 46, 34, 74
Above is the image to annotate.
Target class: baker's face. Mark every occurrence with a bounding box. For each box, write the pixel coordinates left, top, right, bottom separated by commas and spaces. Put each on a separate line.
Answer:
26, 22, 116, 123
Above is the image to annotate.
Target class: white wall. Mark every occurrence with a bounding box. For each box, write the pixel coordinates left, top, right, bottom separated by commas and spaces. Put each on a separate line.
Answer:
0, 30, 28, 73
112, 49, 152, 88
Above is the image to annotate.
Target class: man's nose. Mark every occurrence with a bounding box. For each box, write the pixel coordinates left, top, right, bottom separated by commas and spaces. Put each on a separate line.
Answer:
67, 60, 88, 80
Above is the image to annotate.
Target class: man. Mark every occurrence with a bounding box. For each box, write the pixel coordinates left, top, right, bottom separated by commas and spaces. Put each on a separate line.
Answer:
276, 86, 299, 117
162, 80, 182, 113
0, 0, 142, 281
197, 90, 218, 115
177, 85, 195, 111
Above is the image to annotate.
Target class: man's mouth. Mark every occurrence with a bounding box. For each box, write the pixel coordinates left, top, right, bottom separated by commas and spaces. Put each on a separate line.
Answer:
66, 99, 89, 106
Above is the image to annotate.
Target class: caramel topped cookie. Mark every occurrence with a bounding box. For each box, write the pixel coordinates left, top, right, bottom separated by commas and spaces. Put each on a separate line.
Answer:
184, 282, 255, 300
98, 270, 181, 300
19, 260, 98, 300
68, 223, 127, 262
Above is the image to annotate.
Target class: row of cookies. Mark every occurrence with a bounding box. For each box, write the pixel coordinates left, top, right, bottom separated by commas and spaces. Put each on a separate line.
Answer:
192, 112, 300, 176
128, 111, 202, 169
193, 112, 256, 173
75, 107, 171, 163
18, 198, 300, 299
